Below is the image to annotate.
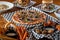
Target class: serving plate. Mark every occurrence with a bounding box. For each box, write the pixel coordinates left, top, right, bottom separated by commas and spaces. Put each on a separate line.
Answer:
35, 4, 60, 13
13, 1, 36, 8
0, 1, 14, 12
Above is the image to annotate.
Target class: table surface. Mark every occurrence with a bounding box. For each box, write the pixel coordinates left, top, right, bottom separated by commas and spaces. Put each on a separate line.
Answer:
0, 0, 60, 40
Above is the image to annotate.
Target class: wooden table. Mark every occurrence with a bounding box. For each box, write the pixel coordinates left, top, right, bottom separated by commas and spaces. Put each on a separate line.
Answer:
0, 0, 60, 40
0, 0, 60, 19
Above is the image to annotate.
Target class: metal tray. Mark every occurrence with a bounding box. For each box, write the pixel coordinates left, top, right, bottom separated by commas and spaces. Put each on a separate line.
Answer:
2, 7, 60, 40
13, 1, 36, 8
2, 7, 60, 27
32, 26, 57, 40
35, 4, 60, 13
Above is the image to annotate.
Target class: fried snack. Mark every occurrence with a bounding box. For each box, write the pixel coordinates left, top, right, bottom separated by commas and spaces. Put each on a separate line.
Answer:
17, 0, 30, 6
5, 22, 16, 31
44, 20, 56, 26
44, 22, 48, 27
16, 27, 23, 40
5, 22, 28, 40
48, 30, 54, 34
42, 0, 53, 3
22, 31, 28, 40
12, 10, 46, 25
16, 26, 28, 40
0, 26, 6, 34
35, 29, 42, 34
47, 20, 56, 26
56, 25, 60, 30
0, 15, 7, 28
42, 30, 47, 34
0, 15, 7, 34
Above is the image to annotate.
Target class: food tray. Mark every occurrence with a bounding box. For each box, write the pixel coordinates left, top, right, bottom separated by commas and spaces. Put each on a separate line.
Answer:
35, 4, 60, 13
2, 7, 60, 40
31, 30, 60, 40
2, 7, 60, 27
32, 27, 59, 40
13, 1, 36, 8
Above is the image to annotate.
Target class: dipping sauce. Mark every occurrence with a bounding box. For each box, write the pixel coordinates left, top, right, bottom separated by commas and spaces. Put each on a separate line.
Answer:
6, 33, 16, 36
0, 4, 9, 10
17, 0, 30, 6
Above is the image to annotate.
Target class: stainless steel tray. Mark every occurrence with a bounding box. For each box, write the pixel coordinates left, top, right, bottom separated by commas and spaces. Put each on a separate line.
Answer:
2, 7, 60, 40
2, 7, 60, 27
35, 4, 60, 13
13, 1, 36, 8
32, 27, 59, 40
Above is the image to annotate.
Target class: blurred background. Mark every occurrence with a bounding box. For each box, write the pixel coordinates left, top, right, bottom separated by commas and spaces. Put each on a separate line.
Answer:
0, 0, 60, 5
